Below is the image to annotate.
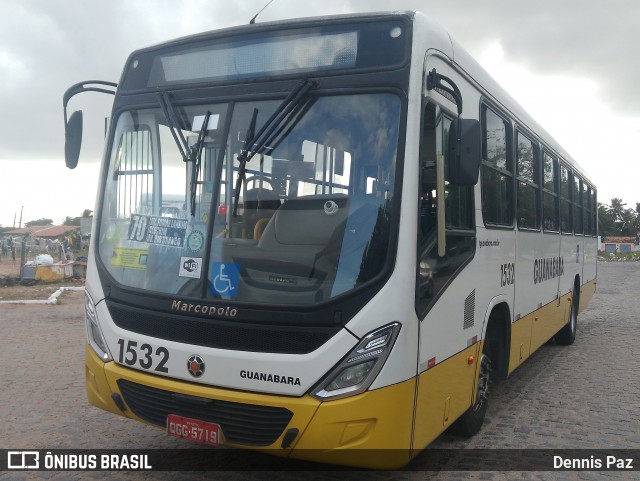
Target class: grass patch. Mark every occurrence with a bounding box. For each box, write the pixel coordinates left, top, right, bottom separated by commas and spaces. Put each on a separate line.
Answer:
597, 251, 640, 262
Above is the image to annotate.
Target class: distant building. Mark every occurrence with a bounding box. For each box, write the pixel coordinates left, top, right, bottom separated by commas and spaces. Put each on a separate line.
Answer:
600, 236, 638, 253
5, 225, 79, 239
3, 225, 80, 253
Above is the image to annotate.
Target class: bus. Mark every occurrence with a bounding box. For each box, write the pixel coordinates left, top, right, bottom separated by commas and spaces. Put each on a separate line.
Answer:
63, 11, 597, 468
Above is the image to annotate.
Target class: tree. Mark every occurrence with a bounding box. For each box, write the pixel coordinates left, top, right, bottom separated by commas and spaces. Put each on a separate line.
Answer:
63, 209, 92, 225
620, 208, 637, 236
598, 203, 616, 236
610, 197, 626, 222
63, 216, 81, 226
25, 218, 53, 227
599, 199, 639, 238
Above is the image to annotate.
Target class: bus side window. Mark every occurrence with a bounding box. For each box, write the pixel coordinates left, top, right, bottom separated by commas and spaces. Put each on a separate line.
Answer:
419, 104, 438, 237
582, 182, 590, 235
573, 174, 583, 234
542, 152, 559, 231
560, 164, 572, 233
481, 106, 513, 227
590, 188, 597, 236
516, 132, 540, 230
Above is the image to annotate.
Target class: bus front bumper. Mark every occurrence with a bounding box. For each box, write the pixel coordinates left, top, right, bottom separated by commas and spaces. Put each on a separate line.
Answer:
85, 344, 415, 469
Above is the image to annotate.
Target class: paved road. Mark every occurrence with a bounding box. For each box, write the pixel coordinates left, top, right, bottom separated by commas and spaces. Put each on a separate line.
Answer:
0, 262, 638, 480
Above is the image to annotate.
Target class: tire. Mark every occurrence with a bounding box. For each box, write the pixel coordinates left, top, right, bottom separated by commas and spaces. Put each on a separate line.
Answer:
555, 285, 579, 346
453, 345, 490, 436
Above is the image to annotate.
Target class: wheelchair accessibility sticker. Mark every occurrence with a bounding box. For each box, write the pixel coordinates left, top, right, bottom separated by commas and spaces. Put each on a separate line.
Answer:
209, 262, 240, 298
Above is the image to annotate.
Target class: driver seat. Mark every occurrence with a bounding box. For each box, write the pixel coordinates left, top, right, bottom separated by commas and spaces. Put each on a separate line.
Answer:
242, 188, 281, 239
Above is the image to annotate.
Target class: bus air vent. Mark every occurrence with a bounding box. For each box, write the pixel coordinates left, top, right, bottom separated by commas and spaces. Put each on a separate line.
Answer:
463, 289, 475, 330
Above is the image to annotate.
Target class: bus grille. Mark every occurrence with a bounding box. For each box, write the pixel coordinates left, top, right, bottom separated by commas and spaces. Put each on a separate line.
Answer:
117, 379, 293, 446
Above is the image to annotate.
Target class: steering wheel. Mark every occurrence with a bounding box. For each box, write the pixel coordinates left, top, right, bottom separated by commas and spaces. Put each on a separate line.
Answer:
244, 175, 274, 191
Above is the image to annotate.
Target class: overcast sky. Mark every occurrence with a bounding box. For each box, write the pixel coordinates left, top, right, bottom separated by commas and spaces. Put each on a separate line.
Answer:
1, 0, 639, 227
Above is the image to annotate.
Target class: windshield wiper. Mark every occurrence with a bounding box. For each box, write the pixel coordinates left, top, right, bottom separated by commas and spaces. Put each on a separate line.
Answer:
189, 111, 211, 217
232, 79, 317, 217
157, 91, 190, 163
158, 91, 212, 217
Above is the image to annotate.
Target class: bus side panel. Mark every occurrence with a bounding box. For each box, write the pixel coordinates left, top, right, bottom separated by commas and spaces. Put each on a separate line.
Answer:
583, 236, 598, 283
531, 296, 568, 352
517, 231, 563, 352
412, 343, 481, 450
580, 237, 597, 313
508, 290, 575, 375
579, 278, 597, 314
508, 316, 532, 373
560, 233, 582, 297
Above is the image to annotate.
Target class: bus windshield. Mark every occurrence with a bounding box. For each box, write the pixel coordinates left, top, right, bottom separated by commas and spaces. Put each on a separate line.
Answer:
97, 92, 401, 306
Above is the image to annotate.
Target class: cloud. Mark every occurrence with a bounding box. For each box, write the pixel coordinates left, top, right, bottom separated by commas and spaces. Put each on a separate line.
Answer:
0, 0, 637, 163
1, 0, 638, 225
0, 0, 266, 161
261, 0, 640, 114
355, 0, 640, 114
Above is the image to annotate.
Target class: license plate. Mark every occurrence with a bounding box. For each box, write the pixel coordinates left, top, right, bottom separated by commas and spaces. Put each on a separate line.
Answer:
166, 414, 221, 446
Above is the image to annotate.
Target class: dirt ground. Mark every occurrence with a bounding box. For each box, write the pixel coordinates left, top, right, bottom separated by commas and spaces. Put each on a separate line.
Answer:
0, 257, 85, 301
0, 256, 20, 277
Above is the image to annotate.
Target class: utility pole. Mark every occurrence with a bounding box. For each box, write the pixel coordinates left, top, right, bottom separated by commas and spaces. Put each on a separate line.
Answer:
19, 206, 23, 228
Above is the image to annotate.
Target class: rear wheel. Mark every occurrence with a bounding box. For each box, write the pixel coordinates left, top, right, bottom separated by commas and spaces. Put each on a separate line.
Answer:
453, 346, 490, 436
555, 285, 579, 346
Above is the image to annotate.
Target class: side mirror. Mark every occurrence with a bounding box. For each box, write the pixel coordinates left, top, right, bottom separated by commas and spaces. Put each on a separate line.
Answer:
65, 110, 83, 169
62, 80, 117, 169
447, 118, 481, 186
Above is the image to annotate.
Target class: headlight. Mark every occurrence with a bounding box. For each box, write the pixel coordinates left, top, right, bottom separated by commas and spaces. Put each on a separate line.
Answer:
85, 292, 112, 361
312, 322, 401, 400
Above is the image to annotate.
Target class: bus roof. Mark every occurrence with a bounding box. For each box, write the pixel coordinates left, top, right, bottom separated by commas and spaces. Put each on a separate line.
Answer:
412, 11, 594, 184
119, 10, 593, 186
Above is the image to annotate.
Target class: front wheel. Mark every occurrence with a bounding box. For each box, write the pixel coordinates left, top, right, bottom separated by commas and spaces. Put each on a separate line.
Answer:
453, 347, 490, 436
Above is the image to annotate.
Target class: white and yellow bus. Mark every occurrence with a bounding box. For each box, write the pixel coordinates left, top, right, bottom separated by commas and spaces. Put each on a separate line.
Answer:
64, 11, 597, 468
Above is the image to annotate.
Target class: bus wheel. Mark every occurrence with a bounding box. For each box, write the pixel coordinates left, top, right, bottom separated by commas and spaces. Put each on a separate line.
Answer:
453, 346, 490, 436
555, 285, 579, 346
